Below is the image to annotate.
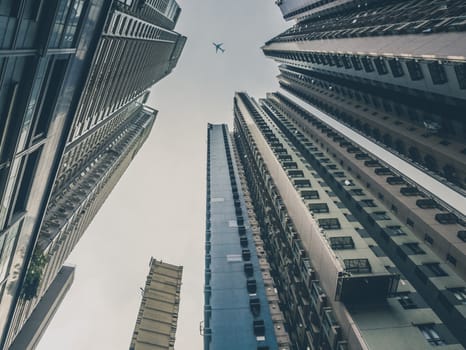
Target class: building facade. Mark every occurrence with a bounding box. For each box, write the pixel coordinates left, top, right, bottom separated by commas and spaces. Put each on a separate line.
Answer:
0, 0, 112, 346
257, 2, 466, 346
1, 0, 186, 347
205, 124, 291, 350
233, 91, 465, 350
129, 258, 182, 350
266, 0, 466, 191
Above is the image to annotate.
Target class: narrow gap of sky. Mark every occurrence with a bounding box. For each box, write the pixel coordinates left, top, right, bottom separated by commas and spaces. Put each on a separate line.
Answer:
37, 1, 289, 349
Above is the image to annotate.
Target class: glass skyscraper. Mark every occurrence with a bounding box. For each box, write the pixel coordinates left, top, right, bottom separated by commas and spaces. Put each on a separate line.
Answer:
0, 0, 186, 347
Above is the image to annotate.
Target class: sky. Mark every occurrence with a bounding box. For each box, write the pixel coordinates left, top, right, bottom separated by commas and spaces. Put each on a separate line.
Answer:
36, 1, 289, 349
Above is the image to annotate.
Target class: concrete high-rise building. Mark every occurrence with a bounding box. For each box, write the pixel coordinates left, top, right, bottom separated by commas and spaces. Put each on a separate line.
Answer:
204, 124, 291, 350
233, 91, 465, 350
1, 0, 186, 347
266, 0, 466, 190
255, 2, 466, 347
0, 0, 112, 346
129, 258, 182, 350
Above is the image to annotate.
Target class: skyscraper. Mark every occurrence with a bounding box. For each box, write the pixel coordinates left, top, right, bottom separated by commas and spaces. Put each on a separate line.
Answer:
129, 258, 182, 350
265, 0, 466, 190
233, 91, 465, 349
1, 0, 186, 347
250, 1, 466, 346
0, 0, 113, 346
204, 124, 291, 350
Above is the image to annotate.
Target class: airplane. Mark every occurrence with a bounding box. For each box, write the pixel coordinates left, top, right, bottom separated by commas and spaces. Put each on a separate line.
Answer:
213, 42, 225, 53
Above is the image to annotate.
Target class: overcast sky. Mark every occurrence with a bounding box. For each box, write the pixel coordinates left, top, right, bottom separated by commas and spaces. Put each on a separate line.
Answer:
37, 1, 288, 349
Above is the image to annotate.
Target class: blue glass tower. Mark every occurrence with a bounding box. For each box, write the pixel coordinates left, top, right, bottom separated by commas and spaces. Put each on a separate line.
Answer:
204, 124, 290, 350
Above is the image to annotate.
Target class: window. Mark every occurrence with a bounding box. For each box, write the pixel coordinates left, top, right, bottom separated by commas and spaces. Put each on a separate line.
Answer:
458, 231, 466, 242
294, 179, 311, 188
418, 324, 445, 346
386, 225, 406, 236
309, 203, 329, 214
342, 56, 352, 69
374, 58, 388, 75
406, 60, 424, 80
344, 213, 357, 222
301, 190, 319, 200
400, 187, 420, 196
329, 236, 354, 250
397, 293, 417, 309
351, 56, 362, 70
33, 59, 69, 139
349, 188, 364, 196
454, 63, 466, 89
375, 167, 393, 176
416, 199, 437, 209
373, 211, 390, 220
424, 263, 448, 277
446, 254, 457, 266
253, 320, 265, 336
404, 243, 426, 255
283, 161, 297, 169
388, 59, 404, 77
364, 159, 380, 167
361, 57, 374, 72
360, 199, 376, 207
11, 148, 42, 220
435, 213, 457, 225
344, 258, 371, 274
387, 176, 405, 185
424, 234, 434, 245
428, 62, 447, 84
318, 218, 341, 230
288, 170, 304, 178
449, 288, 466, 304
